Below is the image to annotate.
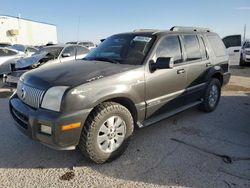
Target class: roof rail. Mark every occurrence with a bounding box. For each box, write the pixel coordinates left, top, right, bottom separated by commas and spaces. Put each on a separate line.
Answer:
170, 26, 211, 32
133, 29, 161, 32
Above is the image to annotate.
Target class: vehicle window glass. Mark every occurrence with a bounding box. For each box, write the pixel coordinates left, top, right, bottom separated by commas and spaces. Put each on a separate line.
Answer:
27, 47, 37, 53
0, 49, 17, 56
62, 46, 75, 57
76, 46, 89, 56
222, 35, 241, 48
182, 35, 201, 61
85, 34, 155, 65
198, 36, 208, 59
244, 43, 250, 48
207, 35, 227, 57
155, 35, 182, 64
11, 44, 25, 52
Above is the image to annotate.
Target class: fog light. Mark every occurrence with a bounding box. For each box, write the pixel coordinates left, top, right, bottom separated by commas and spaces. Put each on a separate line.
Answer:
40, 125, 52, 135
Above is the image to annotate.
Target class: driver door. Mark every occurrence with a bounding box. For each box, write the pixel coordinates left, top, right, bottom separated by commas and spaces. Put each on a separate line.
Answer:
145, 35, 188, 119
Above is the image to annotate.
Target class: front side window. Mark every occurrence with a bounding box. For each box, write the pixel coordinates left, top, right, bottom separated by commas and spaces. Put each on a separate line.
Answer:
182, 35, 201, 61
84, 34, 155, 65
62, 46, 75, 57
155, 35, 182, 64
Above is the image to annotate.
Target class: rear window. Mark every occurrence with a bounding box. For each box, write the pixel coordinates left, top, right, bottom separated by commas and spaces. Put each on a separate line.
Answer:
182, 35, 201, 61
207, 35, 227, 57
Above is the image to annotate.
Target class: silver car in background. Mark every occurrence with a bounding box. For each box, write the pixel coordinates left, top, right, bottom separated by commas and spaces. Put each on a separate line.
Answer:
3, 44, 89, 85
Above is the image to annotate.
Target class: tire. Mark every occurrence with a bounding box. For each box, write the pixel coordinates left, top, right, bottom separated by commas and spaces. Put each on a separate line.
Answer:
79, 102, 134, 164
198, 78, 221, 112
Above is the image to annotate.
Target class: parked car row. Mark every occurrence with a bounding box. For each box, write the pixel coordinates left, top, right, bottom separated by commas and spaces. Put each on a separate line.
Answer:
0, 41, 95, 86
2, 44, 90, 85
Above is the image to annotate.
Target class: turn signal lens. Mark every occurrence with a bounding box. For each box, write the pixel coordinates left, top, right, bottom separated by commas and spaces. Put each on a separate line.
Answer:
61, 122, 81, 131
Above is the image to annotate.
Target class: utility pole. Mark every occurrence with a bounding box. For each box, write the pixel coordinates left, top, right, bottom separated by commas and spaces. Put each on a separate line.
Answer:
243, 24, 246, 42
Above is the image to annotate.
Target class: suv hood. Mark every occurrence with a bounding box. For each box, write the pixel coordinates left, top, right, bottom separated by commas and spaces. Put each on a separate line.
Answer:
21, 60, 138, 89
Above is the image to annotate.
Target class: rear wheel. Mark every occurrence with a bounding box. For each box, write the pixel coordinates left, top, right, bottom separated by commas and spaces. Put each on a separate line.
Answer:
79, 102, 134, 164
199, 78, 221, 112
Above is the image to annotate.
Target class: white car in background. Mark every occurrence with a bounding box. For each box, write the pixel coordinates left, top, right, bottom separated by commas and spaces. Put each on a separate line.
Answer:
222, 35, 242, 66
0, 47, 25, 75
3, 44, 89, 84
240, 41, 250, 66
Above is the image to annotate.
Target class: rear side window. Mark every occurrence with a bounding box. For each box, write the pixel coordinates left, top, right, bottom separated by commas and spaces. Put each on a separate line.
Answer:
207, 35, 227, 57
182, 35, 201, 61
155, 35, 183, 64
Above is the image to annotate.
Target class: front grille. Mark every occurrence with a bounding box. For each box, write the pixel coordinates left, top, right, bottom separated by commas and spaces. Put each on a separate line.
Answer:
17, 81, 45, 108
245, 51, 250, 55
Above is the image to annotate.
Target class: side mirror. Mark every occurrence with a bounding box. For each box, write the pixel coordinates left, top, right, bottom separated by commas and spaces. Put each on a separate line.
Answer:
62, 53, 71, 58
150, 57, 174, 71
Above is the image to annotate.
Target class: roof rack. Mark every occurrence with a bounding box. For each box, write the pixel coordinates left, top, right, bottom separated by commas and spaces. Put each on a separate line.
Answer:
170, 26, 211, 32
133, 29, 161, 32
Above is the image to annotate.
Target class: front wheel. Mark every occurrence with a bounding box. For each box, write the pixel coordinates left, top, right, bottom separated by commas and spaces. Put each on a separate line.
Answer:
199, 78, 221, 112
78, 102, 134, 164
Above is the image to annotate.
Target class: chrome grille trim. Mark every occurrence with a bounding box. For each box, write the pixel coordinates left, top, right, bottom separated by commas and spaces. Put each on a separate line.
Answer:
17, 81, 45, 108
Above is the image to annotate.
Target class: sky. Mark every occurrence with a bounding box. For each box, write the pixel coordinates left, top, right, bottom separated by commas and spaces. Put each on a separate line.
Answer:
0, 0, 250, 43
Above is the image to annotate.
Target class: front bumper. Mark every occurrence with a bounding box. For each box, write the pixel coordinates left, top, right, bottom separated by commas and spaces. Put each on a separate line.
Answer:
243, 54, 250, 62
9, 94, 91, 150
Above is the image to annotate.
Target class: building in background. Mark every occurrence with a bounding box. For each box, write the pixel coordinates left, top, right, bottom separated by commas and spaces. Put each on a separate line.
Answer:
0, 15, 57, 46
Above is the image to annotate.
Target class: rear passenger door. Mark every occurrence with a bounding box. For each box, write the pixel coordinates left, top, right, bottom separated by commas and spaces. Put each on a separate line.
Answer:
180, 34, 209, 103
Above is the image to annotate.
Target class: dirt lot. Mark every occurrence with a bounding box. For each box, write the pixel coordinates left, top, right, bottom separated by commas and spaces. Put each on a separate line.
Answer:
0, 67, 249, 188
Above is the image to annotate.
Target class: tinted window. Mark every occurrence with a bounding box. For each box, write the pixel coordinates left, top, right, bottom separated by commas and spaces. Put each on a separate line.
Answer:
222, 35, 241, 48
182, 35, 201, 61
26, 47, 37, 53
0, 49, 17, 56
198, 36, 208, 59
155, 36, 182, 64
76, 46, 89, 56
62, 46, 75, 57
207, 35, 227, 57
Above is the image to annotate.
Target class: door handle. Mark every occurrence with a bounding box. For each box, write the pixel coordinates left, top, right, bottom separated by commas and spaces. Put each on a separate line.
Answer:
234, 50, 240, 53
206, 63, 212, 67
177, 69, 185, 74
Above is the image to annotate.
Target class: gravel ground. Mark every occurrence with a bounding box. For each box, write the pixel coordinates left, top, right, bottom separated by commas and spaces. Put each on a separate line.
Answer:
0, 67, 249, 188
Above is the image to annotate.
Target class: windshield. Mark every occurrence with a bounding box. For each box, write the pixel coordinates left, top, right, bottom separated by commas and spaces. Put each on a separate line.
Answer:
34, 47, 64, 58
84, 34, 155, 65
11, 44, 25, 52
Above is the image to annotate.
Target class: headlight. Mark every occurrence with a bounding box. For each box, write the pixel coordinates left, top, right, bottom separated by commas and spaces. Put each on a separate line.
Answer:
41, 86, 68, 112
